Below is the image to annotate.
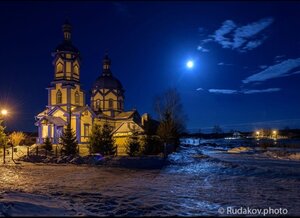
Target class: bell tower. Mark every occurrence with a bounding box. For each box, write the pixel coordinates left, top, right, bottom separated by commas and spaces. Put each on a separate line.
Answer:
47, 20, 85, 113
53, 20, 81, 82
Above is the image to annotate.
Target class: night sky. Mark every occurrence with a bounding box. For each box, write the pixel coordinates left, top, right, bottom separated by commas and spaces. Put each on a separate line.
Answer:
0, 1, 300, 133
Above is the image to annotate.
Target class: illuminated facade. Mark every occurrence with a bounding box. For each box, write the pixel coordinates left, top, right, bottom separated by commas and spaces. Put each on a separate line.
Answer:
35, 21, 150, 155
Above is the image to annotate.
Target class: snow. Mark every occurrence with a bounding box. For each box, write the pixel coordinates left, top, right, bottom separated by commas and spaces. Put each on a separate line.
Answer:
288, 152, 300, 160
263, 151, 300, 161
0, 138, 300, 216
0, 192, 74, 216
227, 146, 252, 153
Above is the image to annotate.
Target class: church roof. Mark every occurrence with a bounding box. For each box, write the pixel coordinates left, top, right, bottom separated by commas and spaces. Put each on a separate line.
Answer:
36, 116, 67, 126
72, 105, 97, 117
112, 120, 144, 135
71, 106, 87, 114
92, 75, 124, 91
55, 41, 79, 53
36, 109, 49, 118
115, 110, 136, 119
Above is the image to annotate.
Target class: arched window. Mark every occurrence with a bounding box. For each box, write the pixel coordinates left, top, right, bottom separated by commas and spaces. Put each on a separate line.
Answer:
96, 99, 100, 110
56, 90, 62, 104
56, 63, 63, 73
74, 65, 79, 75
109, 99, 113, 109
75, 91, 79, 104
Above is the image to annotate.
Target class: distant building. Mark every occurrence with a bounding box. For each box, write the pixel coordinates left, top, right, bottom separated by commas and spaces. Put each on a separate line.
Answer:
233, 131, 242, 138
35, 21, 156, 155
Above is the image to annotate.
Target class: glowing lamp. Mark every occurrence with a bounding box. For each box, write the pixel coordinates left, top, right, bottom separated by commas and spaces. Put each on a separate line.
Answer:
1, 109, 8, 116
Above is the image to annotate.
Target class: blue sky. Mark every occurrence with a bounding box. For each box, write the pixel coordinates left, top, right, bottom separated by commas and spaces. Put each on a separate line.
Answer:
0, 1, 300, 133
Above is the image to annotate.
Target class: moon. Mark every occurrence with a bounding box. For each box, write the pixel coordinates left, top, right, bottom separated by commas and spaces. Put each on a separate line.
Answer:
186, 60, 194, 69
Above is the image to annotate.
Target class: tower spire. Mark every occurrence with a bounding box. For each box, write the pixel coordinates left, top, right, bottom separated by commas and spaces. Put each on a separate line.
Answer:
62, 20, 72, 41
102, 51, 112, 76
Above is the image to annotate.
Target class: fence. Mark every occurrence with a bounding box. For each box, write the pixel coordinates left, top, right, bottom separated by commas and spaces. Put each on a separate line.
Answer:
0, 143, 93, 164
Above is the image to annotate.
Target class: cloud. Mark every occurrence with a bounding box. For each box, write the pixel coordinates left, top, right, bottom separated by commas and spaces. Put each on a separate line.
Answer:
214, 20, 237, 49
259, 65, 268, 69
274, 54, 286, 63
275, 55, 285, 60
196, 88, 204, 91
232, 18, 272, 50
208, 89, 238, 94
243, 38, 265, 50
199, 17, 273, 52
243, 58, 300, 83
197, 46, 209, 52
204, 88, 281, 94
242, 88, 281, 94
218, 62, 233, 66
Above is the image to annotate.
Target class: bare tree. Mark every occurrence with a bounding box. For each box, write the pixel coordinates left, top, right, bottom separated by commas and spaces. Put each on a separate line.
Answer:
155, 88, 186, 151
212, 125, 223, 134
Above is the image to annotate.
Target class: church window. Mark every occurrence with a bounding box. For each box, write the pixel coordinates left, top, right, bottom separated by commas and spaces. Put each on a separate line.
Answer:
96, 99, 100, 110
109, 98, 113, 109
75, 91, 79, 104
74, 65, 79, 74
56, 90, 62, 104
84, 124, 90, 137
57, 63, 63, 73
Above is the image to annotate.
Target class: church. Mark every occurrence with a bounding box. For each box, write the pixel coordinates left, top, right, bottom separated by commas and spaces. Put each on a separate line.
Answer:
35, 21, 153, 155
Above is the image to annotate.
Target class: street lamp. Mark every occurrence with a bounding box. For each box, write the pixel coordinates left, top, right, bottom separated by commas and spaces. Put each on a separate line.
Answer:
1, 109, 8, 116
1, 108, 8, 164
272, 130, 278, 139
256, 131, 260, 139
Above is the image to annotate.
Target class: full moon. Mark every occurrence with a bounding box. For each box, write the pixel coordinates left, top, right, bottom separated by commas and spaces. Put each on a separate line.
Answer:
186, 60, 194, 68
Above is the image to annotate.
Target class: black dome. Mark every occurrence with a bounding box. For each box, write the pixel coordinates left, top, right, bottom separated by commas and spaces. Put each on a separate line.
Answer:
93, 75, 124, 91
55, 41, 79, 53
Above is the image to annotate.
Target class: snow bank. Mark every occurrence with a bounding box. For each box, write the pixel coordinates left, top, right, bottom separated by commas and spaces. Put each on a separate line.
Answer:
17, 154, 166, 169
17, 154, 105, 165
0, 192, 74, 216
227, 146, 252, 153
288, 153, 300, 161
104, 156, 166, 169
264, 151, 300, 161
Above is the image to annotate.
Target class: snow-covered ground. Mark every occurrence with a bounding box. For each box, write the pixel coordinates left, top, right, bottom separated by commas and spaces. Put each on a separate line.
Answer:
0, 139, 300, 216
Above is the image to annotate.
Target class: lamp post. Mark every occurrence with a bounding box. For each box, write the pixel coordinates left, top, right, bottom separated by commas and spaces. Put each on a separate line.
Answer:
256, 131, 260, 139
1, 109, 8, 164
272, 130, 277, 140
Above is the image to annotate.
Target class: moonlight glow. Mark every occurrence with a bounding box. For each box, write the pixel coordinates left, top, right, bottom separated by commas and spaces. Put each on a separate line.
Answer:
186, 60, 194, 68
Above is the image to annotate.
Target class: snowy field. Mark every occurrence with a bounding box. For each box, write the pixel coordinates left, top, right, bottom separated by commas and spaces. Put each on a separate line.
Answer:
0, 139, 300, 216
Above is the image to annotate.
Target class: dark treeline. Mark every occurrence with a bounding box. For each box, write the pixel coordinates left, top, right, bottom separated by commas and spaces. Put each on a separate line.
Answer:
181, 129, 300, 139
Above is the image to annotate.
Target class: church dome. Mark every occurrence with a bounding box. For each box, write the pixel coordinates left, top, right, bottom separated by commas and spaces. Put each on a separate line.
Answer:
92, 53, 124, 92
93, 74, 123, 90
